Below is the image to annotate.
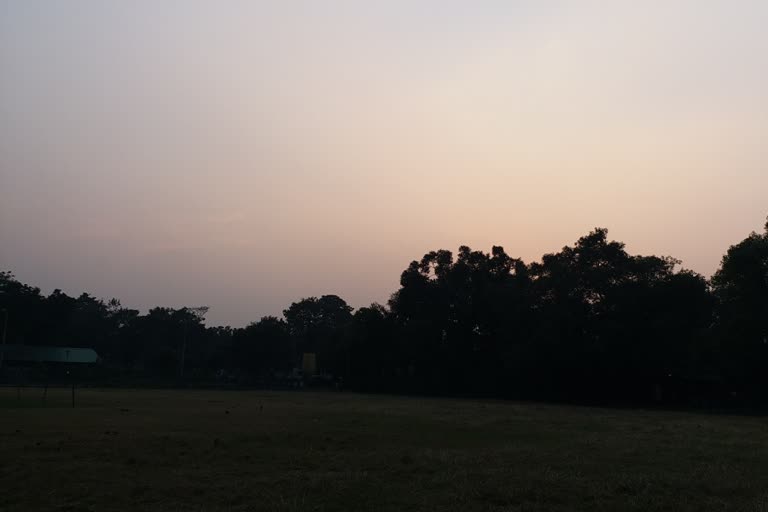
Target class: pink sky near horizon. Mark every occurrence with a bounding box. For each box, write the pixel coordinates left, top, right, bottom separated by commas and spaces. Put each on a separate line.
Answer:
1, 1, 767, 326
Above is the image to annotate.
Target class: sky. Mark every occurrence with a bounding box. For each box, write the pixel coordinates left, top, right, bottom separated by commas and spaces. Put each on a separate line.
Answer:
1, 1, 767, 327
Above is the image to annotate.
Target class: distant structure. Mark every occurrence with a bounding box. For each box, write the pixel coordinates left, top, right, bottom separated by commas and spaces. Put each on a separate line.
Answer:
302, 353, 316, 377
0, 344, 99, 407
0, 345, 98, 365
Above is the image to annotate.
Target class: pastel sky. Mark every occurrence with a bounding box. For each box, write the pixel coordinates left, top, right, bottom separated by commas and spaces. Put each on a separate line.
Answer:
1, 1, 767, 326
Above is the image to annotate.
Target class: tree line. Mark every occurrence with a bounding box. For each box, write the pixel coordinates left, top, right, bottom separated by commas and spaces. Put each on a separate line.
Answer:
1, 219, 766, 405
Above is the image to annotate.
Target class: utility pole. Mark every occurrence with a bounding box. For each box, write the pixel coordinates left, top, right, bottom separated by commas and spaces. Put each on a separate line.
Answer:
179, 306, 208, 379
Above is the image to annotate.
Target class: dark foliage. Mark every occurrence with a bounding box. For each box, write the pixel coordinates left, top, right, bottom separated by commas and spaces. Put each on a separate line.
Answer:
1, 219, 766, 405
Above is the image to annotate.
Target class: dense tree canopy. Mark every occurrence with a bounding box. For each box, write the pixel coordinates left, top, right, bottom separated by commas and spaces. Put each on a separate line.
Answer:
712, 220, 768, 397
1, 219, 767, 405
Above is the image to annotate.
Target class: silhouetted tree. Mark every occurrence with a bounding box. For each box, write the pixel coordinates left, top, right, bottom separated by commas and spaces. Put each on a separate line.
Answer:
0, 271, 45, 346
3, 216, 766, 405
389, 245, 531, 394
712, 219, 768, 397
233, 316, 293, 380
347, 303, 397, 390
283, 295, 353, 375
529, 229, 713, 400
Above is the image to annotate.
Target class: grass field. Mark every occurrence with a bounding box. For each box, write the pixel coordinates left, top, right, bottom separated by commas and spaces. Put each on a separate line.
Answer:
2, 388, 768, 511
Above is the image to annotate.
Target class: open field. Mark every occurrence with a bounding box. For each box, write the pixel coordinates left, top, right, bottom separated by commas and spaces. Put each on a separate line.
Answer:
2, 389, 768, 511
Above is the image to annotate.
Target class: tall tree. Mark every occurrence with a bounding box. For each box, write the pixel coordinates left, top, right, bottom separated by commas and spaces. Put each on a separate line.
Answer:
233, 316, 293, 379
283, 295, 353, 375
0, 271, 45, 346
712, 219, 768, 395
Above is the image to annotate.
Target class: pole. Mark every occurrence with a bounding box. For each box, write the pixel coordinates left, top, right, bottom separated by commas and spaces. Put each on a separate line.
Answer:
71, 381, 75, 408
179, 316, 188, 379
0, 308, 8, 370
42, 363, 48, 402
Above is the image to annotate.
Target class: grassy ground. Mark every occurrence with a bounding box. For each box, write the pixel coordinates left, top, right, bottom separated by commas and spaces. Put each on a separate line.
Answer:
2, 388, 768, 511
